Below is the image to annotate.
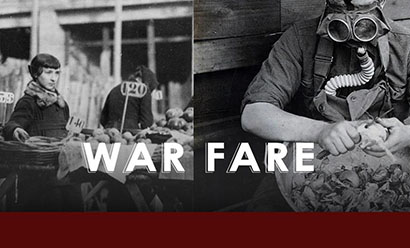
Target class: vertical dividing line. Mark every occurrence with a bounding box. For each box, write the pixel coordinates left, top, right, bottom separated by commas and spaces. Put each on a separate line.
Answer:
114, 0, 123, 85
147, 19, 156, 73
30, 0, 39, 59
147, 19, 158, 115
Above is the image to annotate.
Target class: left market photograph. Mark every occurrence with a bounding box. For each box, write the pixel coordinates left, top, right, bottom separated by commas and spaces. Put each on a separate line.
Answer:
0, 0, 193, 211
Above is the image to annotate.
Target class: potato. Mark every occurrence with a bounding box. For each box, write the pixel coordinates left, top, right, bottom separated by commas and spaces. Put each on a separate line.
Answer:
156, 119, 168, 127
95, 134, 110, 144
113, 134, 124, 143
182, 107, 194, 122
122, 131, 135, 141
85, 137, 101, 147
167, 117, 187, 130
93, 128, 105, 137
108, 128, 121, 138
165, 108, 184, 120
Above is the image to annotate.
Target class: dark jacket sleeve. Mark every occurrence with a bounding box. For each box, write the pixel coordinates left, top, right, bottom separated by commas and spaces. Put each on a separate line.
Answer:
100, 92, 111, 128
138, 91, 153, 129
3, 97, 35, 140
64, 101, 70, 122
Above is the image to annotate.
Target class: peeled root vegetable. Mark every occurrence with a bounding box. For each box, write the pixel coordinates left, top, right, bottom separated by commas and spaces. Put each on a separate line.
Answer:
357, 123, 395, 161
357, 123, 387, 149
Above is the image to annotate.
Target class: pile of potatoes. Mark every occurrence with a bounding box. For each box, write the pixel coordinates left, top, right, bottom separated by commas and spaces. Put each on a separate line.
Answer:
155, 107, 193, 136
85, 128, 141, 145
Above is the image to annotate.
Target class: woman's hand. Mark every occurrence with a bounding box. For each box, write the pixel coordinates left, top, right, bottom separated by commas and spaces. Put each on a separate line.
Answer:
364, 118, 410, 156
13, 127, 29, 143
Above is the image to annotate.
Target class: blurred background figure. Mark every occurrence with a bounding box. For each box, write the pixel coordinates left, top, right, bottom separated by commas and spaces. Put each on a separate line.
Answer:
100, 65, 159, 131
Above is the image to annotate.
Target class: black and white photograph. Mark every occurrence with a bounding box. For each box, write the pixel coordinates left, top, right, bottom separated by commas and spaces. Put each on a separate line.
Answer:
0, 0, 193, 211
194, 0, 410, 212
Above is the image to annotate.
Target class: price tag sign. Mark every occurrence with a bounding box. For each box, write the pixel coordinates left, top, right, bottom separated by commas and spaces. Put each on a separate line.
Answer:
0, 92, 14, 104
152, 89, 163, 100
66, 116, 85, 134
120, 79, 148, 98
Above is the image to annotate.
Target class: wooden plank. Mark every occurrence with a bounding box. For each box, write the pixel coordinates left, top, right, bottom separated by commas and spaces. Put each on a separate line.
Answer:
0, 0, 192, 15
281, 0, 324, 31
57, 4, 192, 25
194, 0, 280, 40
384, 0, 410, 21
194, 66, 261, 121
280, 0, 408, 31
395, 19, 410, 31
194, 33, 280, 74
0, 14, 31, 29
74, 36, 191, 47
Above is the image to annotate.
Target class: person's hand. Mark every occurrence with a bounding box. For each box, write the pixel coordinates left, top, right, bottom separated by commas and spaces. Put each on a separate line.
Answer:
364, 118, 410, 156
317, 121, 361, 156
13, 128, 29, 142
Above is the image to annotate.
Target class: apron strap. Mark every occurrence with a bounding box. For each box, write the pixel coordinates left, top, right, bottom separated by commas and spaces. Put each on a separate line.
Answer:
313, 37, 334, 95
377, 35, 390, 73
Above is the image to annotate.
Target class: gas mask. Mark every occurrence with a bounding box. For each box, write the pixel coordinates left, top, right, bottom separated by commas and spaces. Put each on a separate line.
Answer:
317, 5, 390, 43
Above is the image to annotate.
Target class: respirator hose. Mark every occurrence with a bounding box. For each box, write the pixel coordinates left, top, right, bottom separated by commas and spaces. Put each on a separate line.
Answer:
324, 47, 374, 96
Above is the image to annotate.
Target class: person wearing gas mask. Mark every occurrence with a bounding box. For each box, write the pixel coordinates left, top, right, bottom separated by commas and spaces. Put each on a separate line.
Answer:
241, 0, 410, 157
3, 53, 69, 142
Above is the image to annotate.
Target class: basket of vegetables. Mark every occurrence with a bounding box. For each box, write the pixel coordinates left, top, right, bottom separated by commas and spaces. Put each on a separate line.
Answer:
276, 122, 410, 212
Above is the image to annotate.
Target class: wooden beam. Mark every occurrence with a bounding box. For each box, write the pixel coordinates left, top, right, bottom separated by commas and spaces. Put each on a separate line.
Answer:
395, 19, 410, 31
0, 14, 31, 29
30, 0, 39, 58
0, 3, 191, 28
147, 19, 157, 73
194, 0, 280, 40
384, 0, 410, 21
114, 0, 122, 84
73, 36, 191, 47
281, 0, 324, 31
100, 27, 112, 77
57, 5, 192, 25
0, 0, 193, 15
194, 33, 281, 74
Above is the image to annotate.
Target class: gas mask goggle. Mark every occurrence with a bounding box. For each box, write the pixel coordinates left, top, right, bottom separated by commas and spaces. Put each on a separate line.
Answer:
317, 4, 390, 43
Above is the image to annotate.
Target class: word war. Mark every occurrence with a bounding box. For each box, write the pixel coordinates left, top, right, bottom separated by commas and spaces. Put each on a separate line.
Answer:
81, 142, 185, 174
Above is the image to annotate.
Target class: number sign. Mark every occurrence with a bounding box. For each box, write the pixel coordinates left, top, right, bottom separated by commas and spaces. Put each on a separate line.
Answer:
66, 116, 85, 134
0, 92, 14, 104
120, 78, 148, 98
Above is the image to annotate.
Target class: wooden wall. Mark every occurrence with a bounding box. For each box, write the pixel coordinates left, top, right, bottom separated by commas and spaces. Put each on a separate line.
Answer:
193, 0, 410, 211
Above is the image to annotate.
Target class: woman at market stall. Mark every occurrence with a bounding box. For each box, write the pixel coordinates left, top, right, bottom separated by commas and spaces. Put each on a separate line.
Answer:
3, 53, 69, 141
2, 54, 80, 211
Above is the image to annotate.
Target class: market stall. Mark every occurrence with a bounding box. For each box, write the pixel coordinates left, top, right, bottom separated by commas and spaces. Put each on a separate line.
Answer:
0, 106, 193, 211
